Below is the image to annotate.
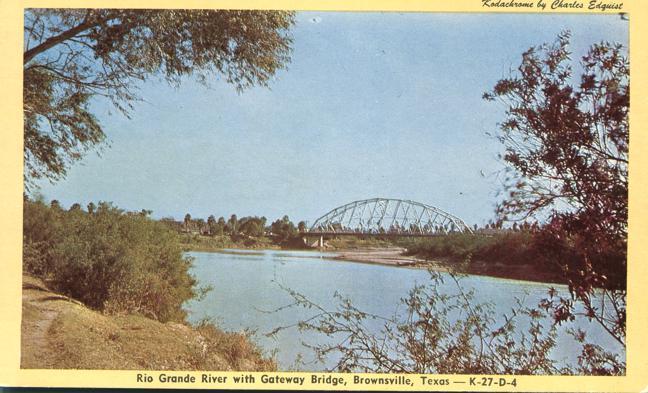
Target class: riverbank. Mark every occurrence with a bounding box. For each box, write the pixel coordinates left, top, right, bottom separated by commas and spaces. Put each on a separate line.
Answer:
21, 275, 276, 370
334, 247, 432, 267
179, 233, 313, 252
181, 232, 566, 285
193, 246, 565, 285
333, 247, 565, 285
179, 233, 281, 252
186, 241, 565, 285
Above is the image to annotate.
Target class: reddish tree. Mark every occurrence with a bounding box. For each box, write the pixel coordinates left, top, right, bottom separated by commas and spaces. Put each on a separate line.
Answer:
484, 31, 628, 345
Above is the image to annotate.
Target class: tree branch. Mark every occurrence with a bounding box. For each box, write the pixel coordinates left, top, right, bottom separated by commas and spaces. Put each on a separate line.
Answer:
23, 15, 106, 64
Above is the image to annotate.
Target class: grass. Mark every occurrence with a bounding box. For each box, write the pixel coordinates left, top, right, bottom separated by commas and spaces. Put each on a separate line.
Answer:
21, 275, 276, 371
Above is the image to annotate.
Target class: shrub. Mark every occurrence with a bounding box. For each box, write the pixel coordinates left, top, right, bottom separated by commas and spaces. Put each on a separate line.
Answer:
23, 197, 196, 322
274, 271, 624, 375
193, 320, 276, 371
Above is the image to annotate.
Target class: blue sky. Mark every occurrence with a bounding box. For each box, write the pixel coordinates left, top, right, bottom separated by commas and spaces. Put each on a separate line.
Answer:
34, 12, 628, 226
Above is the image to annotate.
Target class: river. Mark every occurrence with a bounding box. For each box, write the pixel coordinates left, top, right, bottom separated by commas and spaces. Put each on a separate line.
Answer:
184, 249, 624, 371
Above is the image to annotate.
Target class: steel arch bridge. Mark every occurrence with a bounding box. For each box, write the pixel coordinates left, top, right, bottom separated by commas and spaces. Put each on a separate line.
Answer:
308, 198, 472, 236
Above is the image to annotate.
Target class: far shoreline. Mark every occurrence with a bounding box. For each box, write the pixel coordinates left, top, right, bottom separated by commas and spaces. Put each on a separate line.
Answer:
186, 246, 567, 287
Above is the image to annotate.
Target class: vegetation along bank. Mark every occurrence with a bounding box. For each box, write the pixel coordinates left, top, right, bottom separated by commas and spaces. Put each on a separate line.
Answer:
22, 196, 275, 370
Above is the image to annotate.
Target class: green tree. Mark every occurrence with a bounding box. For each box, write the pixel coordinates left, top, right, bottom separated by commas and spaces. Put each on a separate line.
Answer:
227, 214, 238, 235
297, 220, 307, 233
196, 218, 206, 234
86, 202, 96, 215
483, 32, 627, 345
23, 198, 197, 322
207, 215, 217, 236
238, 216, 266, 237
216, 217, 226, 236
183, 213, 192, 232
24, 9, 294, 186
270, 215, 297, 244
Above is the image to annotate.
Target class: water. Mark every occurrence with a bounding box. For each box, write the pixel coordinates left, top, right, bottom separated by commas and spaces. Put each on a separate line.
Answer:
184, 249, 624, 371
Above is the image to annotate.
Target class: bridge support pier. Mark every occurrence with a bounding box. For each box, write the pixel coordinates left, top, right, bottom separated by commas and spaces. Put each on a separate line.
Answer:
319, 235, 324, 249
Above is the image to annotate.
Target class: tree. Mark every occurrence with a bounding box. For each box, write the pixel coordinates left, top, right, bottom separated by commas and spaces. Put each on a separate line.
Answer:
483, 32, 627, 344
196, 218, 206, 234
216, 217, 226, 236
24, 9, 295, 186
238, 216, 266, 238
227, 214, 238, 235
207, 215, 217, 236
270, 215, 297, 244
183, 213, 192, 232
297, 221, 307, 233
86, 202, 96, 214
23, 197, 197, 322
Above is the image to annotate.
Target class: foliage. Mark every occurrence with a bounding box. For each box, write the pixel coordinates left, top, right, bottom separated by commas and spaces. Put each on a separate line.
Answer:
297, 221, 307, 233
24, 9, 295, 186
273, 271, 624, 375
483, 31, 628, 242
216, 217, 227, 235
207, 215, 218, 235
226, 214, 239, 235
403, 232, 542, 266
483, 32, 627, 345
178, 233, 277, 252
173, 213, 307, 250
193, 319, 276, 371
23, 196, 197, 322
326, 236, 396, 250
238, 216, 267, 238
270, 215, 298, 244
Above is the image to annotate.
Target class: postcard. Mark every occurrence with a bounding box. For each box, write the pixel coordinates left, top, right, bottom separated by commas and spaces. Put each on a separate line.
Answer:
1, 0, 646, 391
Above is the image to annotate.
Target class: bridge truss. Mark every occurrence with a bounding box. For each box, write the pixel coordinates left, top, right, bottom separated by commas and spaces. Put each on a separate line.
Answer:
309, 198, 472, 236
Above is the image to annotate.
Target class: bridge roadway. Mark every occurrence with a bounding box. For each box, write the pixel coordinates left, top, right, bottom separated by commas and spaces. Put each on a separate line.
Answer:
302, 231, 452, 238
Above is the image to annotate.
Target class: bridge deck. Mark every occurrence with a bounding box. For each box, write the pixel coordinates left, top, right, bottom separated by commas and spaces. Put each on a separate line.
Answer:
302, 231, 455, 238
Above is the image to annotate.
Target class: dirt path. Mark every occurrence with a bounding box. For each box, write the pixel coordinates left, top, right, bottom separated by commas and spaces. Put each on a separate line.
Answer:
20, 276, 77, 368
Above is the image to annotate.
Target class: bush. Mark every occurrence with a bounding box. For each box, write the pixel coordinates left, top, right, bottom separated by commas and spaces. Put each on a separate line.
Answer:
23, 197, 196, 322
193, 320, 276, 371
